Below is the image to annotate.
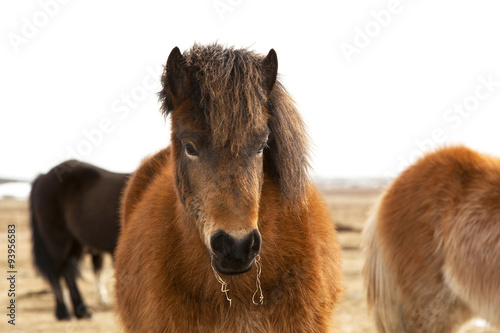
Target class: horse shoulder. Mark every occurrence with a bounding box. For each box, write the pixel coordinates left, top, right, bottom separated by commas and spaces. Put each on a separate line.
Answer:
115, 147, 179, 332
121, 147, 171, 226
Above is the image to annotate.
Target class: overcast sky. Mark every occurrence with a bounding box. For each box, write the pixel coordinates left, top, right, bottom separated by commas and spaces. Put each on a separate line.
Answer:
1, 0, 500, 181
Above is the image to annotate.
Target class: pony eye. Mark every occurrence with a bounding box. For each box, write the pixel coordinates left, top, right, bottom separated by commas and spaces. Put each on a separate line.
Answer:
257, 141, 268, 155
184, 143, 198, 157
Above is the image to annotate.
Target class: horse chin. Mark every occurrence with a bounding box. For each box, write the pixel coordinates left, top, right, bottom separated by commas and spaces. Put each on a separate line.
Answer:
211, 256, 255, 275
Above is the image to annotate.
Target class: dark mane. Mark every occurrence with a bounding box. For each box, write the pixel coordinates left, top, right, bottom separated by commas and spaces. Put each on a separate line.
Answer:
158, 43, 310, 206
265, 80, 310, 206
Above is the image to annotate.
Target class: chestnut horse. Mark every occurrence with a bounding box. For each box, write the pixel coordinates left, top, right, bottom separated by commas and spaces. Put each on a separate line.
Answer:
30, 160, 128, 320
363, 146, 500, 332
114, 44, 343, 332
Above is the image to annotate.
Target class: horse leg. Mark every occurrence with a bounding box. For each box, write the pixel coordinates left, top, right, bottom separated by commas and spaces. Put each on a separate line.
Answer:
63, 264, 92, 319
33, 221, 73, 320
47, 274, 71, 320
92, 253, 110, 306
61, 243, 92, 319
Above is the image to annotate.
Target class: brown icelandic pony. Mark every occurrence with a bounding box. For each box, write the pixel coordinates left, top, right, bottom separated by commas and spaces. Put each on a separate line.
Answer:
114, 44, 344, 332
363, 146, 500, 332
30, 160, 129, 320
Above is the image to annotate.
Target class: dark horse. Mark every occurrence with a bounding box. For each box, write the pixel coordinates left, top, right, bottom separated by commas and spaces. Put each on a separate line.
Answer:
29, 160, 128, 320
115, 44, 344, 332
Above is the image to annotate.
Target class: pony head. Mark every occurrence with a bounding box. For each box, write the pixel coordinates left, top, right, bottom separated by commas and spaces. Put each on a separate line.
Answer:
159, 44, 309, 275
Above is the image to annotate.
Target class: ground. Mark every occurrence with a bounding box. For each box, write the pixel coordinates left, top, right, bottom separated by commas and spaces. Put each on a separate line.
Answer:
0, 189, 497, 332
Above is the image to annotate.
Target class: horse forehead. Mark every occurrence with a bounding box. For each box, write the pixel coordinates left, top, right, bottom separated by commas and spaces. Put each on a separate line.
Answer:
174, 97, 268, 124
174, 106, 269, 152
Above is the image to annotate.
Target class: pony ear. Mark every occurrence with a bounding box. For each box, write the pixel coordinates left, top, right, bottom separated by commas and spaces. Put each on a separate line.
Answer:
159, 46, 188, 115
261, 49, 278, 96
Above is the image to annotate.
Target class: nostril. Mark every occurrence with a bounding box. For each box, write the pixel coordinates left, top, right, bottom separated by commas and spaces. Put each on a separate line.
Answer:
248, 229, 261, 257
210, 230, 234, 258
211, 229, 261, 261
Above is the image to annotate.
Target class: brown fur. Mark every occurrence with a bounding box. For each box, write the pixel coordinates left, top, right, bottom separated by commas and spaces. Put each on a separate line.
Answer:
363, 146, 500, 332
115, 44, 343, 332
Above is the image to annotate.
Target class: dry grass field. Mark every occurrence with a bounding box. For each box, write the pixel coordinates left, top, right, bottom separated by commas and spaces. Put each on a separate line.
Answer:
0, 189, 497, 332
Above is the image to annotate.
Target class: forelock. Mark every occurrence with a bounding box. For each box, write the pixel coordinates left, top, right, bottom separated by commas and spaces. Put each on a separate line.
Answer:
183, 43, 269, 150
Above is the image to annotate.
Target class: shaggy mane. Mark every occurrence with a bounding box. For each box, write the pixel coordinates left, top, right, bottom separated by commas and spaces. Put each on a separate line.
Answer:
159, 43, 310, 206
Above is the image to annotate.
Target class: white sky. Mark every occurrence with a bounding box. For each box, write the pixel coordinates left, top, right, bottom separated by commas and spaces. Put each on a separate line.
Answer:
1, 0, 500, 181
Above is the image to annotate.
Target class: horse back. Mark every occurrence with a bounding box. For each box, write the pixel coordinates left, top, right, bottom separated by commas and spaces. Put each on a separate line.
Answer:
377, 146, 497, 265
31, 160, 129, 254
30, 160, 98, 231
372, 146, 500, 329
67, 168, 128, 253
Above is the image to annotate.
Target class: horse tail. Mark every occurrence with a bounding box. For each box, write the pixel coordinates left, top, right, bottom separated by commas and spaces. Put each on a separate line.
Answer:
29, 174, 57, 282
29, 173, 78, 285
363, 201, 406, 333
